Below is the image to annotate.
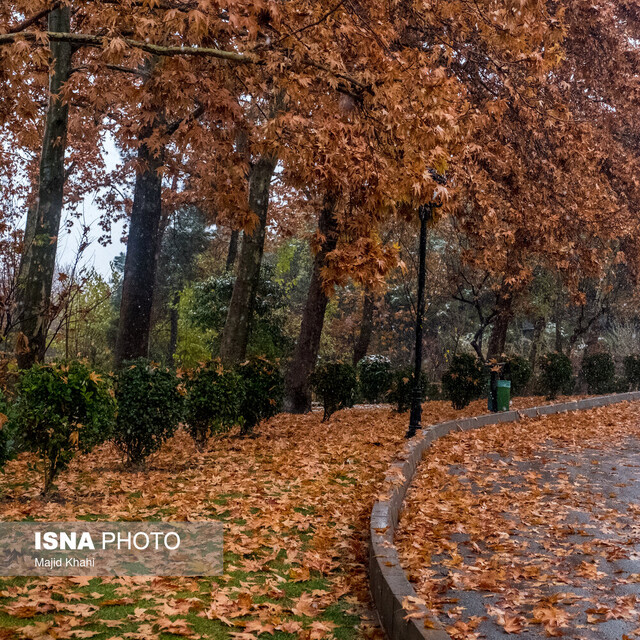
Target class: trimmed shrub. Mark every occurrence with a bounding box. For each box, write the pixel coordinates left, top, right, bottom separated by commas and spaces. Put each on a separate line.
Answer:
358, 355, 393, 404
539, 352, 573, 400
0, 391, 15, 472
581, 352, 615, 394
237, 358, 284, 435
114, 359, 183, 466
613, 376, 630, 394
311, 363, 357, 421
624, 355, 640, 390
442, 354, 485, 410
184, 362, 243, 447
13, 362, 115, 492
388, 369, 428, 413
504, 356, 532, 396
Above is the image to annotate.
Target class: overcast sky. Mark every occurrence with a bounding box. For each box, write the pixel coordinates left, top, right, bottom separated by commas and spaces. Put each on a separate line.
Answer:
56, 136, 127, 279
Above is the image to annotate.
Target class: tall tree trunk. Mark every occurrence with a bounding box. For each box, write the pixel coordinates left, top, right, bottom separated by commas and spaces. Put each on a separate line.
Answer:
352, 289, 375, 366
555, 315, 563, 353
487, 291, 513, 360
529, 316, 546, 370
219, 155, 277, 365
16, 7, 72, 368
225, 229, 240, 272
284, 197, 339, 413
168, 291, 179, 362
114, 130, 164, 366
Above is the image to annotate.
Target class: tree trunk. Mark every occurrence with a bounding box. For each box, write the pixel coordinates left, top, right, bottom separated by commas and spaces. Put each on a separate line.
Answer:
352, 289, 375, 366
168, 291, 179, 362
529, 316, 546, 370
284, 197, 339, 413
555, 316, 563, 353
219, 155, 277, 365
16, 7, 72, 369
114, 130, 164, 366
487, 291, 513, 361
225, 229, 239, 272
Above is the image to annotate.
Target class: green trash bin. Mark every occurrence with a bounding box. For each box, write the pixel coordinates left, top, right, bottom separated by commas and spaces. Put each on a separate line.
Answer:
497, 380, 511, 411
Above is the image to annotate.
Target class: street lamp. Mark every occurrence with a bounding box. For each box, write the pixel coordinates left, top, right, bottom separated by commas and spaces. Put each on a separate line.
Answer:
406, 173, 446, 439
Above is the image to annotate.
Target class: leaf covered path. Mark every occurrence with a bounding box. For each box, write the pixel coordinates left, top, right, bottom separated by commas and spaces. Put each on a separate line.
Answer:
0, 398, 555, 640
397, 402, 640, 640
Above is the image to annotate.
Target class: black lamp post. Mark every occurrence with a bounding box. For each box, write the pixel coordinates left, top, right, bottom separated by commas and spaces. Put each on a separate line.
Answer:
406, 203, 432, 438
405, 170, 446, 439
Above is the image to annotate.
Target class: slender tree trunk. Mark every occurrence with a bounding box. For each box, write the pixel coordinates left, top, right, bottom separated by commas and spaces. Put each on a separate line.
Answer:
487, 292, 513, 360
115, 129, 164, 366
529, 316, 545, 370
352, 289, 375, 366
219, 155, 277, 365
225, 229, 240, 272
555, 316, 563, 353
168, 291, 179, 362
16, 7, 72, 368
284, 197, 339, 413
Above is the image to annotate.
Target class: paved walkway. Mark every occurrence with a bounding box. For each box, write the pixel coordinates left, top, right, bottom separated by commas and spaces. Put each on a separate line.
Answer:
435, 437, 640, 638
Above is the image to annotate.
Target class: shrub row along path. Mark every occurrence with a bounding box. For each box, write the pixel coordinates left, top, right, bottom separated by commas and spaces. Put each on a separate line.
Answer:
397, 402, 640, 640
0, 397, 567, 640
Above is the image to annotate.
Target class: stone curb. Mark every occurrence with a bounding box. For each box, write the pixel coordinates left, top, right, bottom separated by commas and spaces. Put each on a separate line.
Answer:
369, 392, 640, 640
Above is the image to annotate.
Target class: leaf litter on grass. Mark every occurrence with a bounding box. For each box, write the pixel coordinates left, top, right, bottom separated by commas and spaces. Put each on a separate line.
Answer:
0, 397, 581, 640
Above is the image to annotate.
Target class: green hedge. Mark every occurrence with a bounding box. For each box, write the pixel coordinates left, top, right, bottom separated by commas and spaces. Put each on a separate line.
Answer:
113, 359, 183, 466
581, 352, 615, 394
311, 363, 357, 421
442, 354, 485, 410
504, 355, 532, 396
358, 355, 393, 404
624, 355, 640, 390
539, 353, 573, 400
184, 362, 243, 448
236, 358, 284, 435
12, 362, 115, 492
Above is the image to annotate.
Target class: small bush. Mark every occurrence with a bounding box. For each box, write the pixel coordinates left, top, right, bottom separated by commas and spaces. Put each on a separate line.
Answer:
581, 352, 615, 394
624, 355, 640, 390
441, 354, 485, 410
504, 356, 532, 396
0, 391, 15, 472
114, 359, 183, 466
613, 376, 630, 394
388, 368, 427, 413
311, 363, 357, 421
184, 362, 243, 447
539, 352, 573, 400
237, 358, 284, 435
13, 362, 115, 492
358, 355, 393, 404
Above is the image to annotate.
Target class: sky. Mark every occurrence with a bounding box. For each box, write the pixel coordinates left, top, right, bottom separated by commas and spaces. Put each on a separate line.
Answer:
56, 136, 127, 279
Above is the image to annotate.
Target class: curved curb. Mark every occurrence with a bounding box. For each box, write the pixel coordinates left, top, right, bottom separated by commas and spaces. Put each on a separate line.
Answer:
369, 392, 640, 640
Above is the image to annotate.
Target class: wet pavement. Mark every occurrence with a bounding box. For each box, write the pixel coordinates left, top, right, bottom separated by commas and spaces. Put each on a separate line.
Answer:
434, 437, 640, 638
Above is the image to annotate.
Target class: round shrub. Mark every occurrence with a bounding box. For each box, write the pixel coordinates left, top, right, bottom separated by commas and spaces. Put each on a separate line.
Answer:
0, 391, 15, 472
441, 354, 485, 410
388, 368, 427, 413
624, 355, 640, 390
13, 362, 115, 493
114, 359, 183, 466
358, 355, 393, 404
504, 356, 532, 396
581, 352, 615, 394
311, 363, 357, 421
539, 352, 573, 400
184, 362, 243, 448
237, 358, 284, 435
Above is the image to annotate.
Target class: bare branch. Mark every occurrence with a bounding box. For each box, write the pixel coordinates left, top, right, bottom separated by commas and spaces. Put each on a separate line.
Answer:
0, 31, 255, 63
